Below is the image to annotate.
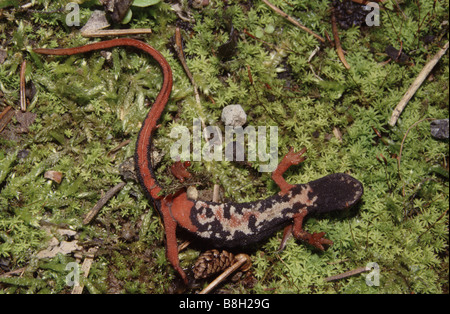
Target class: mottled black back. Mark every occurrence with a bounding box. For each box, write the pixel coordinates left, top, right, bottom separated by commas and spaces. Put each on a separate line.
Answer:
188, 173, 363, 247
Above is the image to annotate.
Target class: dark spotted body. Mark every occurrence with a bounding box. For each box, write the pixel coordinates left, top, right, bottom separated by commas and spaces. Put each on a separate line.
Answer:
189, 173, 363, 247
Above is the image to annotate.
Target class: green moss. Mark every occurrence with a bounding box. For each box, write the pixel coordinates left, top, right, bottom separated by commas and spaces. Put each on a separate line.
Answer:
0, 0, 448, 293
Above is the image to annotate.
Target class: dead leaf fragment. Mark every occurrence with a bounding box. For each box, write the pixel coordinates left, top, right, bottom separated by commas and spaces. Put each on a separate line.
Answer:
80, 10, 110, 33
36, 226, 80, 259
14, 111, 37, 133
44, 170, 63, 184
0, 48, 6, 64
36, 239, 82, 259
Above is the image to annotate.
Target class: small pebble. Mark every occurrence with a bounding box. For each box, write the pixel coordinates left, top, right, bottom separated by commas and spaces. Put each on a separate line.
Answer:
430, 119, 449, 140
221, 104, 247, 127
191, 0, 209, 9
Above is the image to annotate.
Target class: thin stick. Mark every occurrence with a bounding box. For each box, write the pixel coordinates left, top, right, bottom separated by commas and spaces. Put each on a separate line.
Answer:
262, 0, 325, 43
213, 184, 220, 202
71, 247, 98, 294
0, 266, 28, 278
331, 9, 351, 70
174, 27, 208, 135
177, 240, 191, 252
174, 28, 200, 108
83, 181, 126, 224
20, 60, 27, 112
0, 106, 14, 133
308, 46, 324, 81
389, 41, 449, 126
107, 139, 131, 156
174, 27, 198, 101
324, 266, 370, 282
81, 28, 152, 38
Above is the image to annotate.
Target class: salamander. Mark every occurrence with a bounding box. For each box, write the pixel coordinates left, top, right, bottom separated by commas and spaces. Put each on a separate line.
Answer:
34, 39, 364, 285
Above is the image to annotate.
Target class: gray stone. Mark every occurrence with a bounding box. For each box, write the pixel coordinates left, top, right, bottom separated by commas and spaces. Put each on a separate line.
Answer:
430, 119, 449, 139
221, 104, 247, 127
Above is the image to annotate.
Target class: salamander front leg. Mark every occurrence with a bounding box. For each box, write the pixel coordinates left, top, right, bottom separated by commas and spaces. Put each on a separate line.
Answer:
272, 147, 307, 195
171, 160, 192, 183
292, 209, 333, 251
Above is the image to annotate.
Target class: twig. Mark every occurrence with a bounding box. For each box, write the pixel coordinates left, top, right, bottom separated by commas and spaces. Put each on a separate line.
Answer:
213, 184, 220, 202
199, 254, 251, 294
307, 46, 324, 81
0, 106, 14, 133
20, 60, 27, 112
307, 46, 320, 63
324, 266, 370, 282
177, 240, 191, 252
107, 139, 131, 156
331, 9, 351, 70
392, 0, 408, 20
261, 0, 325, 43
174, 28, 198, 100
389, 41, 449, 127
173, 27, 208, 135
81, 28, 152, 38
0, 266, 28, 278
71, 247, 98, 294
83, 181, 127, 224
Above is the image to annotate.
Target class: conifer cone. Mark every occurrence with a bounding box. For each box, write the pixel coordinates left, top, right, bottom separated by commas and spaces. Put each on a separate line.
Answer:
332, 0, 368, 30
193, 249, 235, 279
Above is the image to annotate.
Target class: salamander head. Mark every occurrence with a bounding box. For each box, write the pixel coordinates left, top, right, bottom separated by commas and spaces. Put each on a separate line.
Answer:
307, 173, 363, 214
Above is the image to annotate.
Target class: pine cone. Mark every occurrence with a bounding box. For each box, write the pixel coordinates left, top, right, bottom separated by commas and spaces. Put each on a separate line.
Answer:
333, 0, 368, 30
193, 249, 235, 279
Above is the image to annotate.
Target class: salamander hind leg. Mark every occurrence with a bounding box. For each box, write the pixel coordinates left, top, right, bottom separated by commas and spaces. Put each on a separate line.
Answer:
160, 200, 189, 284
292, 209, 333, 251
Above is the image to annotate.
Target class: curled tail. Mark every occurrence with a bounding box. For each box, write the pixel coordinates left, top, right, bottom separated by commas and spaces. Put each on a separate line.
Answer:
35, 39, 172, 201
35, 40, 188, 283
